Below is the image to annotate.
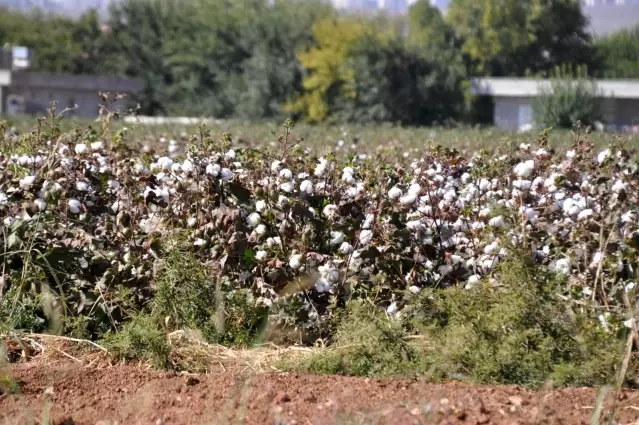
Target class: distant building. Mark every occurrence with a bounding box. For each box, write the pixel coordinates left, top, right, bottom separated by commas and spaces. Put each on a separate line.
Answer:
470, 77, 639, 132
0, 46, 142, 118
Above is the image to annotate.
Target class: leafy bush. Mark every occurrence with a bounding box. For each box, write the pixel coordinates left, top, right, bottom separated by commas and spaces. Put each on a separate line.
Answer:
289, 255, 631, 387
152, 244, 268, 346
532, 66, 604, 129
102, 314, 170, 369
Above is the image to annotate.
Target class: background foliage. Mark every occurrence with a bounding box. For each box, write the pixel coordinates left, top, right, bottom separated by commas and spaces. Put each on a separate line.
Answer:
1, 0, 639, 124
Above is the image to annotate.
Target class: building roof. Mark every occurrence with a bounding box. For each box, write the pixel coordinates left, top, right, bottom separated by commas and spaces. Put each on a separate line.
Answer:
470, 77, 639, 99
10, 71, 143, 94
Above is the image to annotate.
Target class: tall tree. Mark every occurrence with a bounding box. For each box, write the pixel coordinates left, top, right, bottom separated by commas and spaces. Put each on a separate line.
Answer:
595, 24, 639, 79
446, 0, 596, 77
286, 17, 381, 122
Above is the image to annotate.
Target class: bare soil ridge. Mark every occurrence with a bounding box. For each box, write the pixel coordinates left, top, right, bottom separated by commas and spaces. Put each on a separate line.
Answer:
2, 361, 639, 425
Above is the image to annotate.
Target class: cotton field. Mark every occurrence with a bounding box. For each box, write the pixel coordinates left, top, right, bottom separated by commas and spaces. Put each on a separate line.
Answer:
1, 124, 638, 345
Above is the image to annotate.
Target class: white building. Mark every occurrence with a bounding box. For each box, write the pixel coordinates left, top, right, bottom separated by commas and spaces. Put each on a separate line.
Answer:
0, 46, 142, 117
470, 77, 639, 132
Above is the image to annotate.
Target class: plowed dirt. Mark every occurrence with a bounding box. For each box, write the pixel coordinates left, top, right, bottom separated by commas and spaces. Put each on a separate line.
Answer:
2, 360, 639, 425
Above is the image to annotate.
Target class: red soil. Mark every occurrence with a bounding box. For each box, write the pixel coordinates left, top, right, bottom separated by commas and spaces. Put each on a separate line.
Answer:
2, 360, 639, 425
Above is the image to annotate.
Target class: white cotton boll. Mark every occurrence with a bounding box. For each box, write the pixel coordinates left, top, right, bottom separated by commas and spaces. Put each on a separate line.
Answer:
523, 207, 539, 222
75, 143, 89, 154
247, 212, 261, 228
255, 224, 267, 235
566, 150, 576, 159
612, 180, 626, 193
224, 149, 236, 160
461, 173, 472, 184
408, 183, 421, 195
193, 238, 207, 247
488, 215, 505, 227
597, 149, 611, 164
519, 143, 531, 152
271, 160, 282, 172
267, 236, 282, 248
342, 172, 356, 185
621, 211, 637, 224
18, 155, 33, 166
399, 193, 417, 205
484, 243, 500, 255
289, 253, 303, 270
319, 265, 340, 283
409, 285, 421, 295
323, 204, 338, 219
206, 163, 220, 176
465, 274, 481, 289
577, 209, 594, 221
159, 137, 167, 144
314, 277, 331, 293
182, 159, 194, 173
220, 168, 233, 180
279, 168, 293, 180
342, 166, 354, 176
158, 156, 173, 170
339, 242, 353, 255
34, 198, 47, 212
359, 229, 373, 245
388, 186, 402, 200
280, 181, 294, 193
386, 302, 398, 315
300, 180, 313, 195
554, 258, 571, 274
187, 217, 197, 227
567, 205, 582, 216
314, 164, 326, 177
108, 180, 121, 191
362, 214, 375, 229
514, 160, 534, 177
58, 144, 70, 156
426, 168, 437, 177
91, 141, 104, 151
4, 216, 15, 227
255, 250, 267, 261
19, 175, 36, 189
513, 180, 532, 190
589, 252, 604, 269
255, 199, 267, 212
535, 148, 549, 158
450, 255, 463, 265
406, 220, 423, 230
68, 199, 82, 214
330, 231, 345, 246
76, 181, 90, 191
479, 179, 490, 192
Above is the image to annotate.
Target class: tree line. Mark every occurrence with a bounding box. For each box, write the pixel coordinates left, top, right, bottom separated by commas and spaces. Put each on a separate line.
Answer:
1, 0, 637, 126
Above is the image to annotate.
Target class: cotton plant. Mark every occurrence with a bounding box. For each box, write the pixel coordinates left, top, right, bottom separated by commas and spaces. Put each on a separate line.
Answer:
0, 127, 637, 336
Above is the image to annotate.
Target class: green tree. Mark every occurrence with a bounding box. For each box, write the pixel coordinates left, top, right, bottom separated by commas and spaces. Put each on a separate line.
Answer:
286, 16, 379, 122
595, 24, 639, 79
336, 35, 466, 126
108, 0, 329, 117
0, 7, 115, 75
446, 0, 596, 77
